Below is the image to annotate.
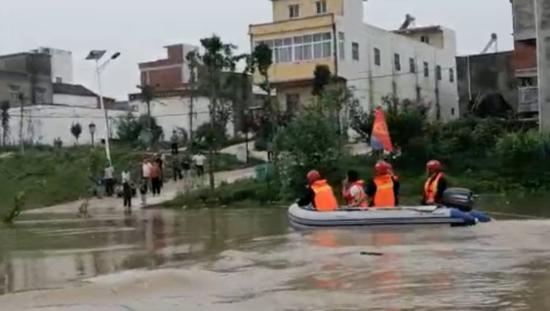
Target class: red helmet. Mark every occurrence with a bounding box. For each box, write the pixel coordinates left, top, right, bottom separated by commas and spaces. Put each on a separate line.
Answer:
307, 170, 321, 185
374, 161, 391, 175
426, 160, 442, 173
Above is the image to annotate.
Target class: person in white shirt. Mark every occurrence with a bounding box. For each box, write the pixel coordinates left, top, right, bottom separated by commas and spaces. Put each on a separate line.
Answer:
192, 153, 207, 177
104, 164, 115, 197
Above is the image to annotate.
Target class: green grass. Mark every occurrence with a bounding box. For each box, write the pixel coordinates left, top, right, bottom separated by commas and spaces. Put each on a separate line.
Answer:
164, 179, 281, 209
0, 145, 141, 216
213, 153, 264, 172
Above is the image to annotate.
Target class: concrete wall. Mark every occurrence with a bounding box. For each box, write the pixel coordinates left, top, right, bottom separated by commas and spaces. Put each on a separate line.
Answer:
128, 95, 233, 140
456, 51, 518, 116
272, 0, 345, 21
512, 0, 536, 40
5, 105, 132, 146
36, 47, 74, 84
0, 53, 53, 106
536, 0, 550, 131
53, 94, 97, 108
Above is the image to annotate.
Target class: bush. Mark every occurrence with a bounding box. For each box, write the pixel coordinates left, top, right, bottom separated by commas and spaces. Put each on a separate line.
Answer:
276, 108, 345, 199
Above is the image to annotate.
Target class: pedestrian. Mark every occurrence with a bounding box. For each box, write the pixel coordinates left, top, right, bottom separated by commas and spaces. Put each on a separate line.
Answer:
181, 154, 191, 178
141, 158, 151, 191
171, 155, 182, 181
121, 169, 132, 213
170, 130, 179, 155
150, 161, 162, 196
140, 179, 148, 207
267, 141, 274, 162
156, 154, 165, 189
192, 152, 206, 177
104, 163, 115, 197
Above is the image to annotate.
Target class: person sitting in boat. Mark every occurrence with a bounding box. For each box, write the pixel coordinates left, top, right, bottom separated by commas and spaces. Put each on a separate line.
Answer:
298, 170, 339, 212
366, 161, 400, 208
342, 170, 368, 208
422, 160, 448, 205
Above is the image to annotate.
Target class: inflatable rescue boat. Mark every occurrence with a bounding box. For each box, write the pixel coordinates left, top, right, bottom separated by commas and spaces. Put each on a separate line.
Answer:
288, 188, 491, 228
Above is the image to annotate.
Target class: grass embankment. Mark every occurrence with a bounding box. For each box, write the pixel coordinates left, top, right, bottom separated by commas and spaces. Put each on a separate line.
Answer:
0, 145, 263, 217
0, 146, 139, 215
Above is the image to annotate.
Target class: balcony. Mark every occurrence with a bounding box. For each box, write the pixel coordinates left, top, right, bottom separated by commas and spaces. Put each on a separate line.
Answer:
518, 86, 539, 113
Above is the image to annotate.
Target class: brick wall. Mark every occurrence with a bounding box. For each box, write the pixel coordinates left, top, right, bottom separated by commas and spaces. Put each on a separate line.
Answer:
514, 40, 537, 70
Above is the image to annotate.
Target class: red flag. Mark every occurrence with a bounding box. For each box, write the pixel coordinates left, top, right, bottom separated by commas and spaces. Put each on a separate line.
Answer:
371, 107, 394, 152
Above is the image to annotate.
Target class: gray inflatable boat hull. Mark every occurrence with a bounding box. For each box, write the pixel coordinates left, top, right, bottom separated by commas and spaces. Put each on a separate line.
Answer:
288, 204, 476, 227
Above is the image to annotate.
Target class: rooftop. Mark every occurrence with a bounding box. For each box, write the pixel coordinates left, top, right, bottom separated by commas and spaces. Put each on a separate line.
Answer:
393, 25, 443, 35
53, 83, 97, 97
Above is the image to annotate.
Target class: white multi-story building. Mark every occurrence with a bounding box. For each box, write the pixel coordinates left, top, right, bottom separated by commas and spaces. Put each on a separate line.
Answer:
249, 0, 459, 120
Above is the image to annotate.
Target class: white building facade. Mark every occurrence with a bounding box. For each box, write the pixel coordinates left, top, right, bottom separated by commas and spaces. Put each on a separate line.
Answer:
34, 47, 74, 84
249, 0, 459, 120
128, 91, 233, 141
6, 105, 133, 146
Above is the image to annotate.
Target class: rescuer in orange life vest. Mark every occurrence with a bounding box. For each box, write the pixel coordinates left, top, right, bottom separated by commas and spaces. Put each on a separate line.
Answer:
366, 161, 400, 208
422, 160, 449, 205
342, 170, 368, 208
297, 170, 339, 212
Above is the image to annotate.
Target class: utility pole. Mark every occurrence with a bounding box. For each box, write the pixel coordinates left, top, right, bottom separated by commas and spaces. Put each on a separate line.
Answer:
535, 0, 550, 132
18, 93, 24, 154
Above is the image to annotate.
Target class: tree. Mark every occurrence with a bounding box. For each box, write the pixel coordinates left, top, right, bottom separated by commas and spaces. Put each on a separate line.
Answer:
312, 65, 332, 96
186, 50, 200, 145
187, 35, 240, 189
70, 122, 82, 144
1, 101, 10, 147
137, 84, 156, 146
116, 113, 164, 146
252, 42, 274, 113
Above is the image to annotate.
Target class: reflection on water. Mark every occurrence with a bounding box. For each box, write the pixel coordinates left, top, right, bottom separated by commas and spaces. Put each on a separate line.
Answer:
0, 208, 288, 295
1, 204, 550, 310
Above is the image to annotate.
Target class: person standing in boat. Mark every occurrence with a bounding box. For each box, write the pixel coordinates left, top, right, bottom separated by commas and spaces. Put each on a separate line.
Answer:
366, 161, 400, 208
342, 170, 368, 208
298, 170, 339, 212
422, 160, 448, 205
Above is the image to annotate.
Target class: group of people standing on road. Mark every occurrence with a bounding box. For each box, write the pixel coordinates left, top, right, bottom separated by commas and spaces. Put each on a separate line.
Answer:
299, 160, 448, 211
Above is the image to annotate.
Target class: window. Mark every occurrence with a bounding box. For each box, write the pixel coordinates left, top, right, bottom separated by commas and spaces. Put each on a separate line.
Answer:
289, 4, 300, 18
451, 108, 456, 116
286, 93, 300, 114
423, 62, 429, 77
258, 32, 331, 64
316, 0, 327, 14
449, 68, 455, 82
421, 35, 430, 44
55, 77, 63, 83
338, 32, 345, 60
436, 65, 442, 81
352, 42, 359, 61
409, 57, 416, 73
374, 48, 381, 66
394, 53, 401, 71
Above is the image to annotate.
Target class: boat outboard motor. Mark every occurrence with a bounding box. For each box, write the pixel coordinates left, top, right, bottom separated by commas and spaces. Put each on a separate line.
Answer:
442, 188, 474, 212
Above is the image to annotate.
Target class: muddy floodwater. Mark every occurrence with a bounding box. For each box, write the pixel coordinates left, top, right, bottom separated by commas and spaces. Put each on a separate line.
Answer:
1, 196, 550, 310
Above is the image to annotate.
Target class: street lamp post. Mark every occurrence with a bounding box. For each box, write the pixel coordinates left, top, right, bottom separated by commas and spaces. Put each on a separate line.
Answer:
86, 50, 120, 165
89, 122, 96, 147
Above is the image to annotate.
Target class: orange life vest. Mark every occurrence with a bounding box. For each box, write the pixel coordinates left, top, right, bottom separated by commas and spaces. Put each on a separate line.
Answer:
343, 180, 368, 208
311, 180, 339, 212
424, 172, 444, 204
373, 174, 396, 208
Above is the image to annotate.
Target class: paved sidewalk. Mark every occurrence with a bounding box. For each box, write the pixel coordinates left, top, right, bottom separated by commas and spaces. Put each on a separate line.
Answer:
24, 167, 256, 215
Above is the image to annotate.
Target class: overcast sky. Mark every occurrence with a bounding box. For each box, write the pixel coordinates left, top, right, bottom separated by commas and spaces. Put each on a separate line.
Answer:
0, 0, 513, 100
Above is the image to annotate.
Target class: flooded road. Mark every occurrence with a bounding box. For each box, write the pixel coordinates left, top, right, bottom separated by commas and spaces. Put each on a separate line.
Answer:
1, 204, 550, 310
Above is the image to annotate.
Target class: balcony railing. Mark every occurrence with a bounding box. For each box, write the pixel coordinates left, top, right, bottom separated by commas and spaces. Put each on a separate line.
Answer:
518, 86, 539, 113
